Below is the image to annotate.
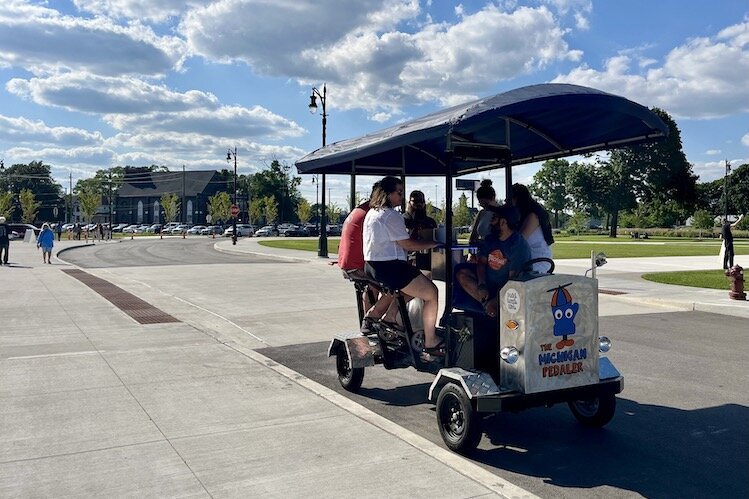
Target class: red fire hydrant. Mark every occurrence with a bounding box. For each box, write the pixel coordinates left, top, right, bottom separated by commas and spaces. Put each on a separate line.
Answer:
726, 265, 746, 300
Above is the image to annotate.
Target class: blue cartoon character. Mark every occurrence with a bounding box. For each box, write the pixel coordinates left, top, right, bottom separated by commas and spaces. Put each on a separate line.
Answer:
548, 284, 579, 350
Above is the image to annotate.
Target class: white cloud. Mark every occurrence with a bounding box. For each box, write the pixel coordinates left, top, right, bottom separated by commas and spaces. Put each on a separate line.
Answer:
0, 115, 104, 146
183, 2, 581, 114
742, 133, 749, 147
692, 157, 749, 182
553, 20, 749, 119
705, 149, 721, 155
72, 0, 211, 23
6, 145, 115, 166
0, 1, 185, 77
7, 73, 218, 114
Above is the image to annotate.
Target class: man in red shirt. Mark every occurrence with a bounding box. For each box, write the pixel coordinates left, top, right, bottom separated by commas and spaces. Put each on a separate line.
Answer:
338, 184, 397, 331
338, 199, 369, 277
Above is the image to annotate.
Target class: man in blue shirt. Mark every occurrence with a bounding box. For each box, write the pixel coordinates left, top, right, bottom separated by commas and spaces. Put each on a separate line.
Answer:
455, 204, 530, 317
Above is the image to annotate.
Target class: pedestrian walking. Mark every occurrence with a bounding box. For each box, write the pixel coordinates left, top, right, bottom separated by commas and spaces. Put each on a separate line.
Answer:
721, 214, 744, 269
0, 216, 10, 265
37, 223, 55, 264
56, 221, 63, 241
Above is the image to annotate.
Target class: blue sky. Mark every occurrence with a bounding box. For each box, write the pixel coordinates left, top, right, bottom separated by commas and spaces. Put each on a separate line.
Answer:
0, 0, 747, 208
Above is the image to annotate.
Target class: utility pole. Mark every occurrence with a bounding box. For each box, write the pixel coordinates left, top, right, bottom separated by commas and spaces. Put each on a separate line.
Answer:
69, 170, 73, 223
108, 170, 113, 238
182, 164, 186, 224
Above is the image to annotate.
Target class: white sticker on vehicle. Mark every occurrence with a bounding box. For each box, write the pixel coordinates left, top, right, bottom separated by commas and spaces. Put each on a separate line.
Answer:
505, 288, 520, 314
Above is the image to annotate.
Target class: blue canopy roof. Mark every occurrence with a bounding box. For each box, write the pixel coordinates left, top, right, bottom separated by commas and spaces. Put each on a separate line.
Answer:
295, 83, 668, 177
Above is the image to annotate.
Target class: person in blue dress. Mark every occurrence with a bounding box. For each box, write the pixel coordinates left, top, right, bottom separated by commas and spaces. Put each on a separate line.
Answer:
37, 223, 55, 264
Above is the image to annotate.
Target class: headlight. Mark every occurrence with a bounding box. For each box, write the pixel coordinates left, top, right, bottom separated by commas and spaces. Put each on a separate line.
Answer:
500, 346, 519, 364
599, 336, 611, 353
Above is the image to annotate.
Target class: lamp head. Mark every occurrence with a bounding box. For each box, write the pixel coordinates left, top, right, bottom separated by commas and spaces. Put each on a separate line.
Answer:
308, 94, 318, 114
226, 150, 232, 162
595, 252, 607, 268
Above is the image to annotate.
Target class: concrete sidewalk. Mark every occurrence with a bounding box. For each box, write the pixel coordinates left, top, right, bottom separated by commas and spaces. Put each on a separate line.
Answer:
215, 237, 749, 318
1, 238, 530, 498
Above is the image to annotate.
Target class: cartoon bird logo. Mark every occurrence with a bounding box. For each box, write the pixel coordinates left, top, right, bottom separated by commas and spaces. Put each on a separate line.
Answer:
548, 284, 579, 350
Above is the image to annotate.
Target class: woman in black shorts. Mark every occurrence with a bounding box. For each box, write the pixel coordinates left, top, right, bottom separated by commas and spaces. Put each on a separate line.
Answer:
363, 176, 441, 357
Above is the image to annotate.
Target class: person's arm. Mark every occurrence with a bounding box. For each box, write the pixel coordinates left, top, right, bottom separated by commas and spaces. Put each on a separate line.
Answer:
397, 237, 437, 251
520, 212, 540, 239
731, 214, 744, 228
475, 257, 489, 301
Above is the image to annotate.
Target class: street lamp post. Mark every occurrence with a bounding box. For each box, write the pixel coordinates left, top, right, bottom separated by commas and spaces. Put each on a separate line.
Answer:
308, 84, 328, 257
227, 147, 238, 245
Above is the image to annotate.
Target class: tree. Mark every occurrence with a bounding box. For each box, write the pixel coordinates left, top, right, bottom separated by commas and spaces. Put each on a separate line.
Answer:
327, 203, 342, 225
452, 193, 472, 227
1, 161, 63, 222
726, 163, 749, 216
0, 192, 12, 218
565, 211, 590, 236
250, 198, 264, 225
161, 193, 180, 223
297, 198, 312, 225
250, 160, 301, 223
20, 189, 41, 223
208, 191, 231, 225
531, 159, 570, 227
77, 188, 100, 224
263, 196, 278, 224
635, 109, 697, 211
692, 209, 715, 238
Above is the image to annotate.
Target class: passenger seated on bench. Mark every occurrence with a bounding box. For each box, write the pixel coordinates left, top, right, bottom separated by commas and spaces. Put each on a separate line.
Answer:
338, 182, 396, 328
363, 176, 441, 357
455, 204, 530, 317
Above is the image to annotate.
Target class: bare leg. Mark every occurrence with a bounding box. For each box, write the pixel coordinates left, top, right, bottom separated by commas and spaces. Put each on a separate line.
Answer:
401, 274, 439, 348
456, 267, 495, 316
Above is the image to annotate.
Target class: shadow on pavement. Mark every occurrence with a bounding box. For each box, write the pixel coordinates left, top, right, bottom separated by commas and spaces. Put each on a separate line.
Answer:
260, 340, 748, 499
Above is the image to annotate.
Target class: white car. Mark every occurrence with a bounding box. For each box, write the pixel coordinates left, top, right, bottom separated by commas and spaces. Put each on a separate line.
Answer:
186, 225, 206, 234
223, 224, 254, 237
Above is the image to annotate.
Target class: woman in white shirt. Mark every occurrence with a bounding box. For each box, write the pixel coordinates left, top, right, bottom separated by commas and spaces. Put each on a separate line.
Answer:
364, 176, 442, 358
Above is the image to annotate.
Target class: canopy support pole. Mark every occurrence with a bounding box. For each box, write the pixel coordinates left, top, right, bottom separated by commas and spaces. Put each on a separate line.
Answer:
442, 158, 454, 359
504, 118, 513, 201
350, 161, 356, 211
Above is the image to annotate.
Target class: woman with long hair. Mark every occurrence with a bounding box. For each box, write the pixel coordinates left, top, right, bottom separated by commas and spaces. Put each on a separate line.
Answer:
511, 183, 554, 272
363, 176, 442, 359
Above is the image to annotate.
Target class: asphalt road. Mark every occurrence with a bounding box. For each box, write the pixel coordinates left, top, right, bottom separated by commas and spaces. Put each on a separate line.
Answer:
61, 239, 749, 498
60, 237, 283, 267
259, 310, 749, 499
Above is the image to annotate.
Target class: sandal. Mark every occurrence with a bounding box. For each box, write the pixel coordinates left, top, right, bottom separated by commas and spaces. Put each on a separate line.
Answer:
421, 341, 446, 360
360, 317, 375, 334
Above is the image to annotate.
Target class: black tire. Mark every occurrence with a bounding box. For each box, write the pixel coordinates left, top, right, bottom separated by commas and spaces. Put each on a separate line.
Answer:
336, 347, 364, 392
436, 383, 482, 453
568, 394, 616, 427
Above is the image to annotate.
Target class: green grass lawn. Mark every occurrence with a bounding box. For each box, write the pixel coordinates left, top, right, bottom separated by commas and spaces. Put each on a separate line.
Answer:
257, 236, 749, 291
642, 269, 734, 290
258, 236, 748, 259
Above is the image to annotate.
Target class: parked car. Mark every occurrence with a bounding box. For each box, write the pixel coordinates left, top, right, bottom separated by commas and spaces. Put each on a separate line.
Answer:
186, 225, 206, 235
7, 224, 41, 238
326, 224, 342, 236
200, 225, 223, 235
304, 223, 319, 237
146, 224, 163, 233
122, 224, 141, 233
223, 224, 255, 237
170, 224, 190, 234
254, 225, 279, 237
281, 225, 309, 237
111, 223, 129, 232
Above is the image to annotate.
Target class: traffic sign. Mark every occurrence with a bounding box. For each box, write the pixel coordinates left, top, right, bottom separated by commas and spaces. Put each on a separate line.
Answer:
205, 214, 212, 223
231, 205, 239, 217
